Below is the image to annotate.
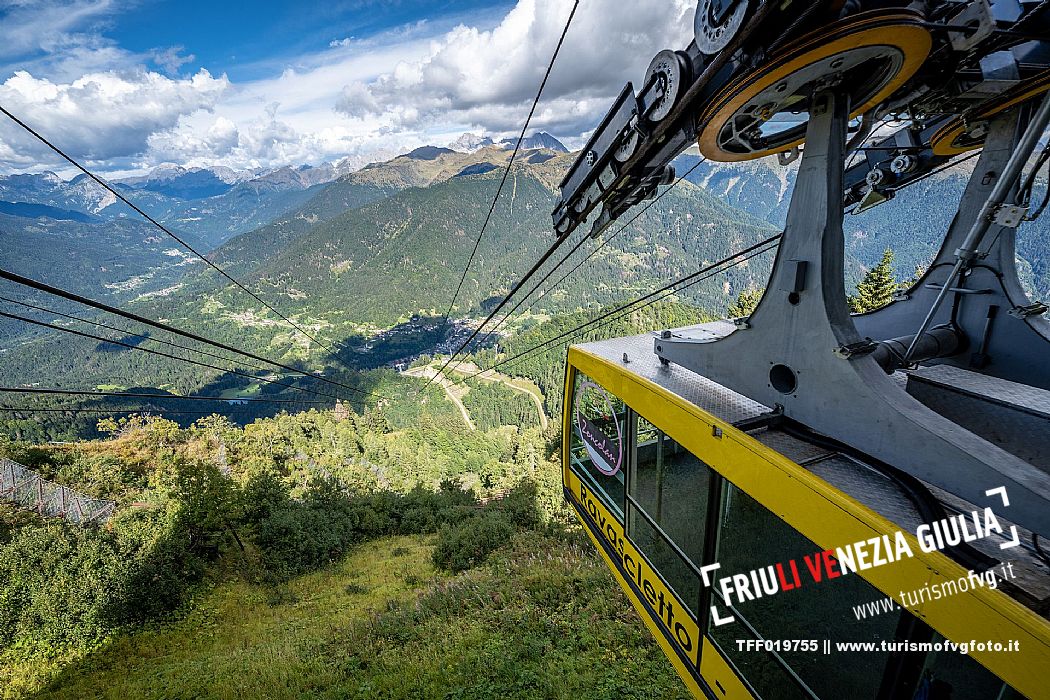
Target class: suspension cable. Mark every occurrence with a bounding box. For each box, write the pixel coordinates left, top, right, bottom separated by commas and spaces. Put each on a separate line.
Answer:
0, 309, 351, 402
0, 295, 270, 374
442, 0, 580, 322
419, 158, 708, 395
0, 268, 390, 400
478, 231, 592, 343
480, 157, 708, 344
0, 407, 225, 416
467, 235, 781, 379
0, 104, 337, 352
0, 387, 331, 404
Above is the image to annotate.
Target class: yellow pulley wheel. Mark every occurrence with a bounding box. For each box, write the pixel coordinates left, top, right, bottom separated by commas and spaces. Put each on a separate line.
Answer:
697, 13, 932, 162
931, 70, 1050, 156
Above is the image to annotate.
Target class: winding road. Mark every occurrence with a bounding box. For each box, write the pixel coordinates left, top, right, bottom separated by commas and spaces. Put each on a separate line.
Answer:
403, 363, 548, 431
403, 366, 476, 430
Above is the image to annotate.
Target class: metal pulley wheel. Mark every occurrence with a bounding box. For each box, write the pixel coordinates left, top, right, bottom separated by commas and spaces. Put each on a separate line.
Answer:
694, 0, 749, 55
696, 12, 932, 162
613, 129, 640, 163
644, 50, 691, 123
931, 70, 1050, 156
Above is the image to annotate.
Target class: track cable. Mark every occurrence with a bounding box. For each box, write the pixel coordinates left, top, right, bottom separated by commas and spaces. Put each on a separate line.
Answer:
0, 268, 390, 400
442, 0, 580, 322
479, 157, 709, 345
466, 235, 782, 379
0, 105, 337, 352
0, 309, 353, 403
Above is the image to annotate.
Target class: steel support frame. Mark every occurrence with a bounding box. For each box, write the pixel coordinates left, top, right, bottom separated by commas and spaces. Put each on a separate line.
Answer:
653, 90, 1050, 538
853, 102, 1050, 388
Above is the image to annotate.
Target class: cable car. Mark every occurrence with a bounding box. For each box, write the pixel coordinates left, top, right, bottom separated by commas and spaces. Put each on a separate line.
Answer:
563, 328, 1050, 699
555, 2, 1050, 697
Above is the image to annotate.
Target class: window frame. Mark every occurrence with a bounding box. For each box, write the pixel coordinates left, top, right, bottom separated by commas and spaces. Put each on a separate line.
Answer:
567, 370, 629, 519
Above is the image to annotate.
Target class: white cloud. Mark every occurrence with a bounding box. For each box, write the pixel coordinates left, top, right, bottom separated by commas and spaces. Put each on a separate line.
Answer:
0, 0, 117, 60
144, 110, 411, 172
0, 0, 697, 174
334, 0, 696, 137
152, 46, 196, 76
0, 68, 229, 163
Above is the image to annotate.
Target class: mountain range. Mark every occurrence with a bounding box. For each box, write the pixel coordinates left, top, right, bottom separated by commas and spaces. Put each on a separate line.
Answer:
0, 129, 1046, 405
447, 132, 568, 154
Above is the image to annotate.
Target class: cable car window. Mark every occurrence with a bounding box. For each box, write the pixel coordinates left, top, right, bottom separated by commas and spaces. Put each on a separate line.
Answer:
630, 414, 711, 567
569, 372, 626, 517
627, 503, 701, 617
917, 634, 1023, 700
709, 483, 900, 699
709, 609, 811, 700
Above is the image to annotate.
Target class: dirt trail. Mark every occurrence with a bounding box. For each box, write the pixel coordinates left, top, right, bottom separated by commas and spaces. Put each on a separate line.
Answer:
403, 363, 550, 430
402, 366, 476, 430
451, 363, 549, 430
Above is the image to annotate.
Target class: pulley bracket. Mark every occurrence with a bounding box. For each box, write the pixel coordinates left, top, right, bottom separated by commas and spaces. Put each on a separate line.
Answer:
653, 90, 1050, 539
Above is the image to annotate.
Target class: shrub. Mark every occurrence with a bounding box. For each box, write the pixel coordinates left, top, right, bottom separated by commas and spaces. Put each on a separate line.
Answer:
432, 513, 515, 573
491, 482, 542, 530
0, 523, 122, 652
0, 504, 213, 656
237, 467, 289, 526
254, 503, 343, 577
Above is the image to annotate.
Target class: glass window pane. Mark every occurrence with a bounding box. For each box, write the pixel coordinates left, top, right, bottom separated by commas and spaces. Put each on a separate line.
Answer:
631, 414, 710, 567
628, 502, 700, 616
919, 635, 1021, 700
711, 484, 900, 699
707, 622, 811, 700
569, 372, 626, 516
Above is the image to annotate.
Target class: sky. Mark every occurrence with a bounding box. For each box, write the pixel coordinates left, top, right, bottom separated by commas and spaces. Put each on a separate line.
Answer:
0, 0, 695, 177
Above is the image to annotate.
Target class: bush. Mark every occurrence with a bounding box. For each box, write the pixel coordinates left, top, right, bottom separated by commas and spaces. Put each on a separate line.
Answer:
0, 524, 123, 652
108, 509, 204, 624
0, 455, 237, 660
432, 513, 515, 573
253, 478, 395, 577
255, 502, 345, 577
0, 506, 213, 656
491, 482, 542, 530
237, 467, 289, 526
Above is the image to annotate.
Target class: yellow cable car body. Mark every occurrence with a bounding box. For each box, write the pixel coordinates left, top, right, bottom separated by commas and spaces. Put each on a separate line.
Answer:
562, 337, 1050, 699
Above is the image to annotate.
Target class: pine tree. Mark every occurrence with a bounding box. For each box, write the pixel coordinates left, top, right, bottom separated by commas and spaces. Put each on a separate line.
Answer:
728, 287, 764, 318
850, 248, 898, 313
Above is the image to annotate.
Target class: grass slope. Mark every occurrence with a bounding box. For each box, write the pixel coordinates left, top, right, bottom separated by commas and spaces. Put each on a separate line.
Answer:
15, 532, 690, 700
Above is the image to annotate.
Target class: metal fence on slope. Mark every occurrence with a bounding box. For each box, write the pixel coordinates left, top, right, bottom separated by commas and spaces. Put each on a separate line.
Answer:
0, 457, 115, 525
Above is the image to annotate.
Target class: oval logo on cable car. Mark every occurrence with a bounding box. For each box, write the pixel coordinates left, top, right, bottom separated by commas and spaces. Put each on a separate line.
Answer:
573, 381, 624, 476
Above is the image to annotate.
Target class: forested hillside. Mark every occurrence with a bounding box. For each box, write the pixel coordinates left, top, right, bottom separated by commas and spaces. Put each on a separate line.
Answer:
0, 143, 777, 427
210, 145, 574, 277
0, 213, 202, 339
